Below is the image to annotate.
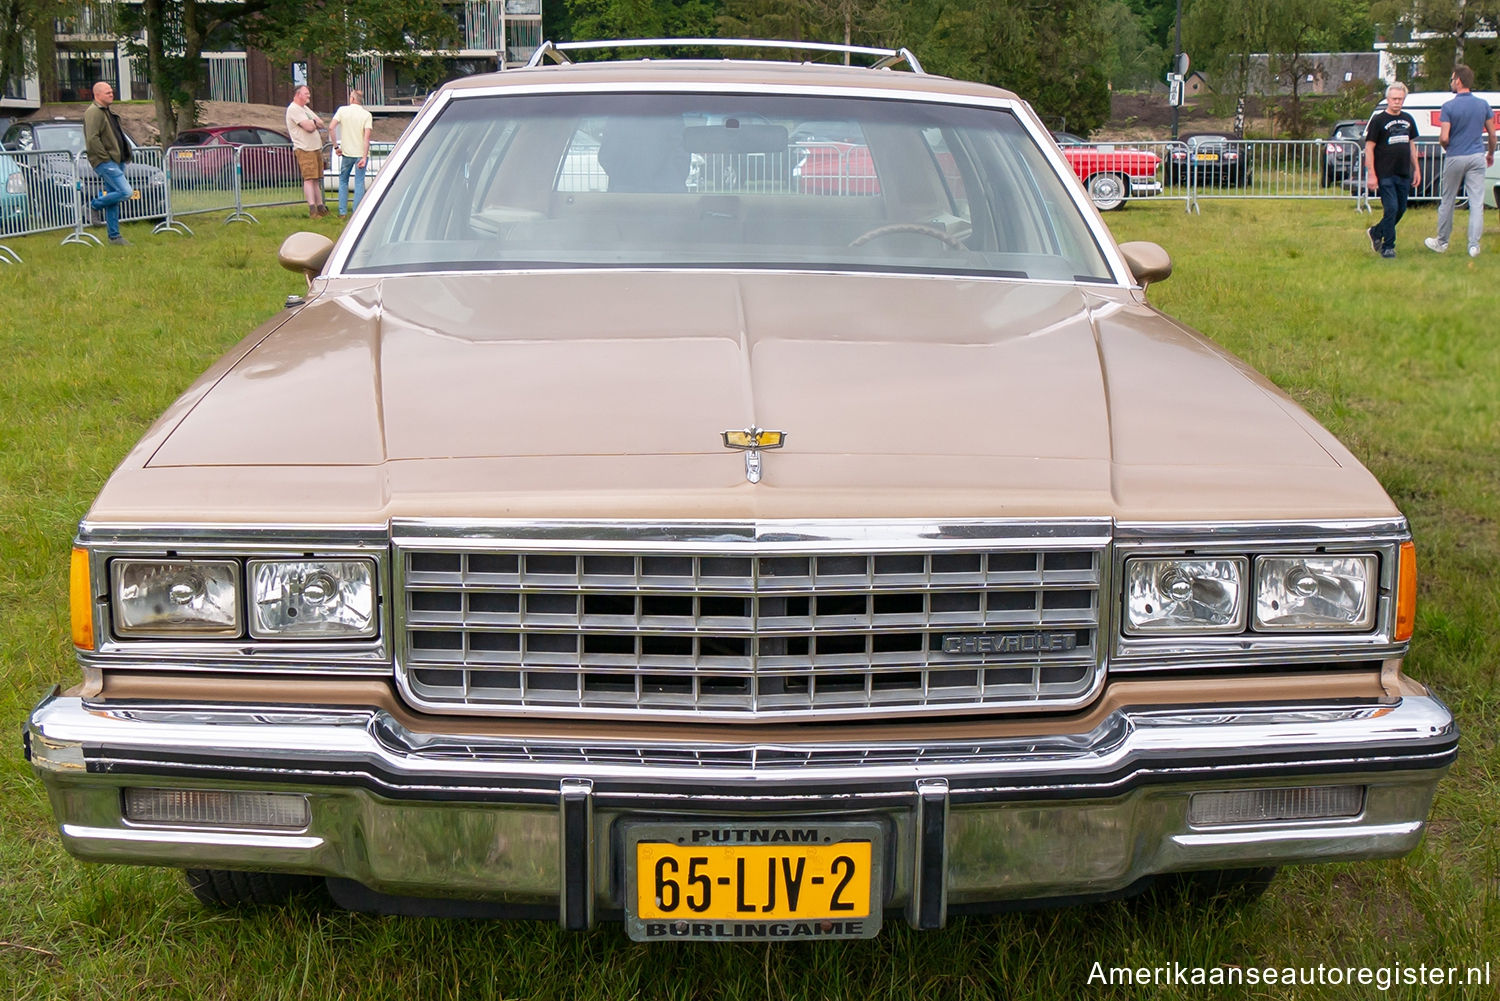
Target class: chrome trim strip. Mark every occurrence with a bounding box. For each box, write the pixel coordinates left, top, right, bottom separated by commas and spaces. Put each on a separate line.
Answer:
28, 694, 1455, 791
391, 518, 1113, 549
1114, 518, 1409, 542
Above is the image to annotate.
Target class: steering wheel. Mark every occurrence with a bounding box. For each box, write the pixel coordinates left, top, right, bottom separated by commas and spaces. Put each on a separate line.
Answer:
849, 223, 968, 250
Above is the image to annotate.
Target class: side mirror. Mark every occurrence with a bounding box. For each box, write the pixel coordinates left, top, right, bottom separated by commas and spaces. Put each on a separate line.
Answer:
278, 232, 334, 285
1118, 240, 1172, 288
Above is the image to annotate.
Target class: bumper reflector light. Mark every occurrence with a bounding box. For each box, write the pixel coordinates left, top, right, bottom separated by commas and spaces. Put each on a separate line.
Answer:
123, 788, 310, 830
1188, 785, 1364, 827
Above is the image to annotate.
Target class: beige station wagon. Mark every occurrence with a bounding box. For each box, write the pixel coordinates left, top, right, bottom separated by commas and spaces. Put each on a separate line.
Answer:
26, 40, 1455, 941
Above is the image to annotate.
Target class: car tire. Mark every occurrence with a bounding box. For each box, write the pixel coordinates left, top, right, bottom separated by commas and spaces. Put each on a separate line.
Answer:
1322, 166, 1335, 187
184, 868, 323, 908
1086, 172, 1128, 211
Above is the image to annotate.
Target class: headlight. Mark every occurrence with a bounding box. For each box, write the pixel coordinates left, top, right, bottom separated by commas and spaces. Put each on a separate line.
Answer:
1124, 557, 1246, 634
248, 559, 376, 638
5, 173, 23, 195
1254, 555, 1376, 631
111, 559, 241, 637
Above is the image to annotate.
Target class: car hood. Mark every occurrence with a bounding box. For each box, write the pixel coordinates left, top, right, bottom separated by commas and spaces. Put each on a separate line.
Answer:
95, 271, 1394, 523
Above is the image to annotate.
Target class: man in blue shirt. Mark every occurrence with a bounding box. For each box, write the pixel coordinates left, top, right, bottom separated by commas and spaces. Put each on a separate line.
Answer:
1424, 64, 1496, 258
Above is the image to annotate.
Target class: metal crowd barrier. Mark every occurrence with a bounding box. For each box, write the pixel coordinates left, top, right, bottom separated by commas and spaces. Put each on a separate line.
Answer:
1181, 139, 1369, 211
238, 142, 311, 219
0, 148, 83, 241
159, 142, 240, 232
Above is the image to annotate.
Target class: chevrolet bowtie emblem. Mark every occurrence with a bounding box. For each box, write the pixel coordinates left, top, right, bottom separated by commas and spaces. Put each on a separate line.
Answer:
721, 427, 786, 484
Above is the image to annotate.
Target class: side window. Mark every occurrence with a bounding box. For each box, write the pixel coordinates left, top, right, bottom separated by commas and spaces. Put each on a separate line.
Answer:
258, 129, 291, 146
225, 129, 260, 145
3, 125, 27, 150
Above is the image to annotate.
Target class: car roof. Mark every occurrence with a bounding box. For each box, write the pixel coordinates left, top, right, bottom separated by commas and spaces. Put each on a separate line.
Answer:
439, 59, 1020, 104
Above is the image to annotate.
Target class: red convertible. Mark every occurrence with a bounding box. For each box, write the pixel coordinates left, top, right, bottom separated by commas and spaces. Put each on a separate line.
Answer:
1052, 132, 1162, 211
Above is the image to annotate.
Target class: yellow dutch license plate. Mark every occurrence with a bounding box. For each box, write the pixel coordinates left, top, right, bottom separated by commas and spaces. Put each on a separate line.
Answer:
626, 822, 882, 940
130, 190, 141, 199
176, 150, 194, 158
1198, 153, 1220, 161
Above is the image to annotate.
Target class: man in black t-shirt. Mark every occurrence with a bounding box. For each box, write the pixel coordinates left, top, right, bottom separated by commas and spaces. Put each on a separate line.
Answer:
1363, 82, 1422, 258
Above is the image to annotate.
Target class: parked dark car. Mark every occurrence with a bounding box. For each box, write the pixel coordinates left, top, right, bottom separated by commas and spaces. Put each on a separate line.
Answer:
1167, 134, 1252, 187
170, 125, 300, 187
0, 119, 166, 220
1322, 120, 1366, 187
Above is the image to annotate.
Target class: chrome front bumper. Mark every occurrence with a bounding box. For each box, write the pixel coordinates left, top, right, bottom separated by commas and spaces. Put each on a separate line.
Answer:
26, 692, 1456, 929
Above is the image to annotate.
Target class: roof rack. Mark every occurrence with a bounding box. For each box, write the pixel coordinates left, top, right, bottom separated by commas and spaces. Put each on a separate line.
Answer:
525, 38, 925, 75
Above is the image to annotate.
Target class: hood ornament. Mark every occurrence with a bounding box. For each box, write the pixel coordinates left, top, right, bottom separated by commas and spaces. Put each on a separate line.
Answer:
721, 427, 786, 484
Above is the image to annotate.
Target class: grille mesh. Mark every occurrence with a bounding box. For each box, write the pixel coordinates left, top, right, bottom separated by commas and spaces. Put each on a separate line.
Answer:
398, 546, 1103, 719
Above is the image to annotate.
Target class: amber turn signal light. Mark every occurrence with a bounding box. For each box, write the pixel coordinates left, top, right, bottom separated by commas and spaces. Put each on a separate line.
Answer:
1394, 541, 1416, 642
70, 547, 94, 651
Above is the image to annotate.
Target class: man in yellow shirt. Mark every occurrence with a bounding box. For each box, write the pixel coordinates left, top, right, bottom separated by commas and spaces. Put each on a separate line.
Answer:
329, 90, 374, 217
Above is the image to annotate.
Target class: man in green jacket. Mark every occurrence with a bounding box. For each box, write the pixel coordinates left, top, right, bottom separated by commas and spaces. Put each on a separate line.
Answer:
83, 80, 133, 245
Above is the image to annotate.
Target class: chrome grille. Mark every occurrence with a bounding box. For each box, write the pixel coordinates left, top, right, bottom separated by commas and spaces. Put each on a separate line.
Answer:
397, 535, 1106, 721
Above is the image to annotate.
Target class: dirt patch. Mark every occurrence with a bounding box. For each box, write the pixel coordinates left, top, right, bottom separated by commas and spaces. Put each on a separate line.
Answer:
1094, 92, 1275, 142
17, 100, 413, 145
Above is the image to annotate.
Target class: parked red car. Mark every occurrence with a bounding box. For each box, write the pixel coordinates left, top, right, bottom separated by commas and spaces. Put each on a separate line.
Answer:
1052, 132, 1162, 211
168, 126, 301, 188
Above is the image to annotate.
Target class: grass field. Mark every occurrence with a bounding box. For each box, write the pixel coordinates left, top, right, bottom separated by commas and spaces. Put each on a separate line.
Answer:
1, 199, 1497, 1000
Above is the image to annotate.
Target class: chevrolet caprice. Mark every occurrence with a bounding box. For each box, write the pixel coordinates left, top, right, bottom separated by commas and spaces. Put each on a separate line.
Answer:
25, 39, 1456, 941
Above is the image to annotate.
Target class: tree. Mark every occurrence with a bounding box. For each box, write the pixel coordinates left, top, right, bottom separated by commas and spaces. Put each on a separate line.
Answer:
899, 0, 1114, 133
1186, 0, 1370, 136
116, 0, 461, 146
0, 0, 75, 103
566, 0, 722, 44
1101, 0, 1169, 90
1372, 0, 1500, 86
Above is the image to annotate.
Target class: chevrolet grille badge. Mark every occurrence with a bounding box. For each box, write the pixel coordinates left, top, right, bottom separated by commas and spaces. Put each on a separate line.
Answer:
721, 427, 786, 484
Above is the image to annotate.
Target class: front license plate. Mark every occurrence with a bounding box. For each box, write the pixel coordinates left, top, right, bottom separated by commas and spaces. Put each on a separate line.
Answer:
623, 821, 883, 941
176, 150, 194, 159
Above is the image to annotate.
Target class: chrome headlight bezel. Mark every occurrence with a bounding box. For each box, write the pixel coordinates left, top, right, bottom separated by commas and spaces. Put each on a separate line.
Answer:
1111, 521, 1409, 668
78, 525, 390, 671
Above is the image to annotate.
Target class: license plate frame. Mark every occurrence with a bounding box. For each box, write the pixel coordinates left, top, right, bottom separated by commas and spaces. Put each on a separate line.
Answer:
621, 820, 884, 941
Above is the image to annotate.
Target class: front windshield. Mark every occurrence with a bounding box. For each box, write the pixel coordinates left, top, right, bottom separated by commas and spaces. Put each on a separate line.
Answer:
346, 91, 1114, 282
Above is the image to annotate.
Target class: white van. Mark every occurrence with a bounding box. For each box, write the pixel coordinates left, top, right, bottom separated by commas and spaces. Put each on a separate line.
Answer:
1371, 90, 1500, 200
1378, 90, 1500, 139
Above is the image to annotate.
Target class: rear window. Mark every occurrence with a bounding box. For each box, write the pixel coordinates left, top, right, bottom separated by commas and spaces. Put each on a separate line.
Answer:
345, 92, 1113, 282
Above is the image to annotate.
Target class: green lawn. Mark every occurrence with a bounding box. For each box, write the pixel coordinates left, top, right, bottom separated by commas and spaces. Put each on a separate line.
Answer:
1, 201, 1497, 999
